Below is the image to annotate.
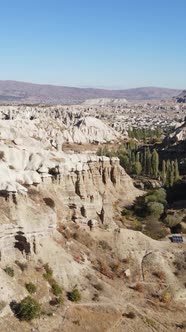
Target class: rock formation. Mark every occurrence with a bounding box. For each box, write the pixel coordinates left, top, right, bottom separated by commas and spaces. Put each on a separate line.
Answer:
0, 107, 140, 264
82, 98, 127, 105
0, 106, 124, 144
160, 119, 186, 173
0, 105, 185, 332
175, 90, 186, 103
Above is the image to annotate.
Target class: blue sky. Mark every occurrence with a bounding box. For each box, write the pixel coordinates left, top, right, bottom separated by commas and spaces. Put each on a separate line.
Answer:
0, 0, 186, 89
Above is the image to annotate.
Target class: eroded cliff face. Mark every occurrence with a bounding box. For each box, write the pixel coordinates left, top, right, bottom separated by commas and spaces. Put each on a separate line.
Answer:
159, 120, 186, 173
0, 106, 140, 265
0, 148, 141, 263
0, 109, 185, 331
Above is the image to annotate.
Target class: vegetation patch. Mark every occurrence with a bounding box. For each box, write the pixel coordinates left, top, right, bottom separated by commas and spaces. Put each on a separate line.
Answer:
25, 282, 37, 294
126, 188, 169, 239
49, 296, 64, 306
43, 263, 62, 297
50, 280, 62, 296
67, 288, 81, 302
4, 266, 14, 277
97, 142, 180, 187
11, 296, 41, 321
43, 263, 53, 280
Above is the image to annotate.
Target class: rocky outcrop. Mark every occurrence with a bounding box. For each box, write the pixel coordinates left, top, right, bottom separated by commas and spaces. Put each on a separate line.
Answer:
0, 150, 140, 262
175, 90, 186, 103
162, 119, 186, 146
82, 98, 127, 106
0, 106, 124, 144
62, 116, 121, 143
158, 120, 186, 173
0, 104, 141, 263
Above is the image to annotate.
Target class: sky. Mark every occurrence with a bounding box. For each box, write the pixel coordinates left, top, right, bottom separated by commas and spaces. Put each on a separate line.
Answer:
0, 0, 186, 89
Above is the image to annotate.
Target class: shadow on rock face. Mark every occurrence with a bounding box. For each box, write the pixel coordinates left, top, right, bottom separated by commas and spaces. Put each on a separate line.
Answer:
14, 234, 31, 255
10, 300, 20, 318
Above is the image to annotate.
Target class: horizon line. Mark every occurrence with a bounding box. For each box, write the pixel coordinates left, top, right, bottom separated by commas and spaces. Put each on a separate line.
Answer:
0, 79, 183, 91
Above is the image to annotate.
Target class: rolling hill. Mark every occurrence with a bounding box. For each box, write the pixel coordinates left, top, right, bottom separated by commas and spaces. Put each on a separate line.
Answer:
0, 80, 181, 104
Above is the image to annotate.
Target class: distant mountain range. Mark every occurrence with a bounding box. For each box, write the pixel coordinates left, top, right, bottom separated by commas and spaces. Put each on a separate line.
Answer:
0, 80, 181, 104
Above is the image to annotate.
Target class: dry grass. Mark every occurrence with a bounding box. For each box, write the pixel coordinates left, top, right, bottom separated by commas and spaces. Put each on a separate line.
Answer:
132, 282, 144, 293
95, 258, 114, 280
161, 290, 172, 305
152, 270, 166, 281
93, 283, 104, 291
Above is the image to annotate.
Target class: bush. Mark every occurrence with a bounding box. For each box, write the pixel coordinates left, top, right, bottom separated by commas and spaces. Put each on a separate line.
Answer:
25, 282, 37, 294
121, 208, 133, 217
4, 266, 14, 277
43, 263, 53, 280
43, 197, 55, 209
49, 296, 64, 306
145, 189, 167, 206
16, 296, 41, 321
43, 263, 62, 296
134, 189, 167, 220
132, 219, 142, 231
165, 212, 183, 228
67, 288, 81, 302
144, 218, 168, 240
51, 280, 62, 296
147, 202, 164, 217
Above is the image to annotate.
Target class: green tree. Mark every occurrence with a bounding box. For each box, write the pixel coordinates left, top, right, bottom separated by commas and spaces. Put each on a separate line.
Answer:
174, 159, 180, 182
119, 154, 130, 172
151, 149, 159, 178
166, 160, 175, 187
170, 161, 175, 187
166, 160, 171, 187
161, 160, 167, 185
132, 161, 142, 175
146, 148, 152, 176
135, 152, 140, 163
